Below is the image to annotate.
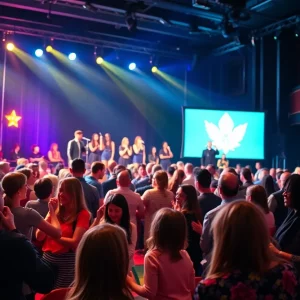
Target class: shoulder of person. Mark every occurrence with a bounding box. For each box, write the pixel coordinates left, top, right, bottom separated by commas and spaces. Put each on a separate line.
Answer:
78, 209, 91, 219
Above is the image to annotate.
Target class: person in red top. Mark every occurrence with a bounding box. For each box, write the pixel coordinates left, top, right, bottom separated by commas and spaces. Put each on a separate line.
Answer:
37, 177, 91, 288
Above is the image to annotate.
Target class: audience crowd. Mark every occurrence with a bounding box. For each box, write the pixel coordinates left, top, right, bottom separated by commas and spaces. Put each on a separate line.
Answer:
1, 153, 300, 300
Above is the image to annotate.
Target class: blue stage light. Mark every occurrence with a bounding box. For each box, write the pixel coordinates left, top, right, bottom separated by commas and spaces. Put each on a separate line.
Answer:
35, 49, 43, 57
129, 62, 136, 71
68, 53, 76, 61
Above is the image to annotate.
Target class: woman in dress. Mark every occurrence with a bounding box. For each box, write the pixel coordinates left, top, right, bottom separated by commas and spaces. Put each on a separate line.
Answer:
148, 146, 159, 164
48, 143, 64, 168
88, 133, 103, 165
132, 136, 145, 165
101, 133, 115, 169
217, 154, 229, 170
159, 141, 173, 171
119, 137, 132, 167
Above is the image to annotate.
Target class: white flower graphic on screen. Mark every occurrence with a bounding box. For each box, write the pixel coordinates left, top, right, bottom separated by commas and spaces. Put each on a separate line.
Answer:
204, 113, 248, 154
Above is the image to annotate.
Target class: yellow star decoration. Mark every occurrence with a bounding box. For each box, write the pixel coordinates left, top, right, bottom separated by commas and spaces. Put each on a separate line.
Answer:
5, 110, 22, 127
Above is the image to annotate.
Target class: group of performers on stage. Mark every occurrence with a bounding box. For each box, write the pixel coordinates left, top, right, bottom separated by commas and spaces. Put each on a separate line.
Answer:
4, 130, 175, 170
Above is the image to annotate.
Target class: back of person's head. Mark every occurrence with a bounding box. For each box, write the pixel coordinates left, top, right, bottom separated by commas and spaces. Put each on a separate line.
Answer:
117, 170, 131, 188
147, 208, 187, 262
284, 174, 300, 210
2, 172, 26, 199
260, 175, 275, 197
184, 163, 193, 175
0, 162, 10, 173
17, 167, 32, 180
71, 159, 85, 175
180, 185, 201, 221
58, 177, 88, 223
193, 167, 201, 178
153, 170, 168, 190
34, 178, 53, 200
196, 169, 211, 188
108, 160, 117, 174
259, 168, 269, 180
176, 161, 184, 170
167, 166, 176, 177
246, 185, 269, 214
113, 165, 126, 177
152, 164, 162, 175
105, 193, 131, 243
276, 170, 284, 181
91, 161, 105, 174
207, 201, 274, 279
68, 224, 132, 300
39, 160, 48, 171
146, 163, 155, 175
241, 167, 252, 182
223, 167, 238, 176
58, 168, 71, 180
218, 172, 239, 198
44, 174, 58, 196
16, 158, 28, 166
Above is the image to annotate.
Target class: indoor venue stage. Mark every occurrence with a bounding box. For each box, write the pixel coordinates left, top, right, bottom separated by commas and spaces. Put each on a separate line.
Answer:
0, 0, 299, 169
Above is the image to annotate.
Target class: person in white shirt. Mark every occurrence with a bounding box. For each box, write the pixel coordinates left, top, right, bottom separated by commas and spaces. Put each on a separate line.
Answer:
182, 163, 195, 186
104, 170, 144, 226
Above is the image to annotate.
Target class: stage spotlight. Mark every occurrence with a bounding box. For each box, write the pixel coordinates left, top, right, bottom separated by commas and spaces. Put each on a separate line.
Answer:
35, 49, 43, 57
129, 63, 136, 71
46, 46, 53, 52
151, 66, 158, 73
6, 43, 15, 51
68, 53, 76, 61
96, 57, 104, 65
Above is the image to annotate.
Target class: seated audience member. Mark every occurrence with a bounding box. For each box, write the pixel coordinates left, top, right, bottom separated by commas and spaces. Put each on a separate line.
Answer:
70, 159, 100, 218
39, 160, 49, 178
268, 171, 291, 228
0, 195, 55, 299
103, 165, 126, 197
255, 168, 269, 184
260, 174, 276, 197
246, 185, 275, 235
195, 169, 221, 223
142, 171, 173, 246
132, 164, 147, 186
92, 193, 137, 271
168, 169, 185, 196
195, 201, 300, 299
37, 177, 91, 289
44, 174, 59, 196
58, 168, 71, 180
294, 167, 300, 175
274, 174, 300, 271
127, 208, 195, 299
26, 177, 53, 218
67, 224, 133, 300
176, 161, 185, 170
2, 172, 61, 241
0, 161, 10, 177
85, 161, 105, 204
107, 160, 117, 179
235, 163, 241, 175
175, 185, 202, 276
134, 163, 154, 189
206, 164, 218, 191
18, 168, 38, 205
16, 157, 29, 167
201, 172, 240, 265
239, 167, 253, 192
104, 170, 144, 226
182, 163, 195, 186
167, 165, 176, 178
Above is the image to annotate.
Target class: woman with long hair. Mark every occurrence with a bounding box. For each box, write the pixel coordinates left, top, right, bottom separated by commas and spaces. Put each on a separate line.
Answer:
88, 133, 103, 165
217, 154, 229, 170
175, 184, 202, 275
159, 141, 173, 171
119, 137, 133, 167
127, 208, 195, 299
142, 170, 173, 246
101, 133, 115, 169
132, 136, 145, 165
48, 143, 64, 167
36, 177, 91, 288
260, 174, 276, 197
246, 185, 275, 235
67, 224, 133, 300
169, 169, 185, 196
1, 172, 61, 241
148, 146, 159, 164
195, 201, 299, 299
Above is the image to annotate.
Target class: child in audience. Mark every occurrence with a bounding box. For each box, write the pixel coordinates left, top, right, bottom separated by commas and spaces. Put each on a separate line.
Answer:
126, 208, 195, 299
36, 177, 91, 288
67, 223, 133, 300
195, 201, 300, 299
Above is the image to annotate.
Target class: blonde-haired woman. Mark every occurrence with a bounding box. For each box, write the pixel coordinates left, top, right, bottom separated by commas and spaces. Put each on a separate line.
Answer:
132, 136, 145, 165
119, 137, 132, 167
48, 143, 64, 167
195, 201, 300, 299
37, 177, 91, 288
168, 169, 185, 196
142, 170, 173, 246
67, 224, 133, 300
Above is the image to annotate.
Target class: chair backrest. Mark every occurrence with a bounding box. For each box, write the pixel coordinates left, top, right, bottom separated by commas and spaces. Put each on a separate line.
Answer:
40, 288, 71, 300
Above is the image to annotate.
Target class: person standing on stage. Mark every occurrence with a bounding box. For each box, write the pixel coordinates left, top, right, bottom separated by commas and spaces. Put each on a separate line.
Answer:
88, 133, 103, 165
101, 133, 115, 170
159, 142, 173, 171
118, 137, 132, 167
201, 141, 219, 167
67, 130, 86, 165
132, 136, 145, 164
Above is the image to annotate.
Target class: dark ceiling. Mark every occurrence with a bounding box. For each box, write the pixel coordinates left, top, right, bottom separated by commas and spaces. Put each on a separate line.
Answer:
0, 0, 299, 58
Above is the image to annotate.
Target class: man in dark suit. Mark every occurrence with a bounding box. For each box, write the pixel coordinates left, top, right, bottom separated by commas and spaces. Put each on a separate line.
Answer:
67, 130, 86, 166
201, 141, 219, 167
